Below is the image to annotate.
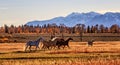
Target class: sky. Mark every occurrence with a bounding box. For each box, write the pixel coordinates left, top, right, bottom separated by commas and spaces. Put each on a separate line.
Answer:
0, 0, 120, 26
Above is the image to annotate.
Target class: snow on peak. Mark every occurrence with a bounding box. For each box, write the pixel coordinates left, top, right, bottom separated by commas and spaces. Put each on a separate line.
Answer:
26, 12, 120, 27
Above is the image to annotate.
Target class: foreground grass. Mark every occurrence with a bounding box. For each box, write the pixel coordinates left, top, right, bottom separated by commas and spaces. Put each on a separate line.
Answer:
0, 51, 120, 65
0, 58, 120, 65
0, 42, 120, 65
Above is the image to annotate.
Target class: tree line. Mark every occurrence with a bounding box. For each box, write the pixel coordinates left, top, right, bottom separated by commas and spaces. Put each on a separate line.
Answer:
0, 23, 120, 34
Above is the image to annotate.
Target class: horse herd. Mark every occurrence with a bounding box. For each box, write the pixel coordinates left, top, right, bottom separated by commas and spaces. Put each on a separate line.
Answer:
24, 37, 94, 51
24, 37, 73, 51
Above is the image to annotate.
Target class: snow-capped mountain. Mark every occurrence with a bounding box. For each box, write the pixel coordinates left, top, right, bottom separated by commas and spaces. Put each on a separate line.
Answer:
26, 12, 120, 27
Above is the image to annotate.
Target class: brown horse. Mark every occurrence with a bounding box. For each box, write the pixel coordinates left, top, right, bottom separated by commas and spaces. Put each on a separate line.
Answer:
41, 37, 58, 50
88, 39, 94, 46
56, 38, 73, 49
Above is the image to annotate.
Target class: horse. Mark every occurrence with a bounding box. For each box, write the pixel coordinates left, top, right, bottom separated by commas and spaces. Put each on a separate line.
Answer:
87, 39, 94, 46
24, 37, 44, 51
56, 37, 73, 49
41, 37, 58, 50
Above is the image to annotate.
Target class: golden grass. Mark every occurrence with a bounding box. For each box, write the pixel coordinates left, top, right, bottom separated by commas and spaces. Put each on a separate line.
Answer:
0, 41, 120, 65
0, 58, 120, 65
0, 52, 120, 65
0, 43, 24, 53
1, 41, 120, 53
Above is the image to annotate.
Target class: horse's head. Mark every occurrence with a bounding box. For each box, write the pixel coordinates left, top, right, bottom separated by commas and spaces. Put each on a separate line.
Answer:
39, 37, 45, 42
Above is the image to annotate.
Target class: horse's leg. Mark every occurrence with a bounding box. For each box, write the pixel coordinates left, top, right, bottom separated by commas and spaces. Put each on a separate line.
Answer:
36, 45, 40, 51
29, 46, 31, 51
42, 44, 47, 50
49, 45, 52, 50
42, 43, 44, 49
38, 46, 41, 50
67, 45, 70, 49
53, 45, 56, 49
58, 45, 61, 49
63, 45, 65, 49
25, 45, 28, 51
37, 46, 40, 50
35, 46, 38, 51
45, 45, 49, 50
41, 43, 44, 49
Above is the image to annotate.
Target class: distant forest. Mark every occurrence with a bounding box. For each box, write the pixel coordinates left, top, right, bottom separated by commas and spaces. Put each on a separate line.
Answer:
0, 23, 119, 34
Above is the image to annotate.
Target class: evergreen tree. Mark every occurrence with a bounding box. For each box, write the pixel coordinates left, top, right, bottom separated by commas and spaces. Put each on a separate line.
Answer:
4, 24, 8, 33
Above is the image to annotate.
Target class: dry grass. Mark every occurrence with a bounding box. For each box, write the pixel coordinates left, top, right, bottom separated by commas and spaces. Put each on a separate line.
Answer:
0, 43, 24, 53
0, 58, 120, 65
1, 41, 120, 53
0, 41, 120, 65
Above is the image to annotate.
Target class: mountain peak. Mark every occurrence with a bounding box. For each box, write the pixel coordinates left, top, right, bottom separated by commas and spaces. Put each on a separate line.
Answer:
26, 12, 120, 27
66, 12, 80, 17
86, 11, 100, 15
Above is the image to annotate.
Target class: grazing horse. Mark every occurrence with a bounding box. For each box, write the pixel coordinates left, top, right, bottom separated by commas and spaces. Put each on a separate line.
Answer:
56, 38, 73, 49
25, 37, 44, 51
88, 39, 94, 46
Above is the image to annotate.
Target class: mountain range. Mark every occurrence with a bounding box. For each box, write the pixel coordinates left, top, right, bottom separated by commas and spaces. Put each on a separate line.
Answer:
26, 12, 120, 27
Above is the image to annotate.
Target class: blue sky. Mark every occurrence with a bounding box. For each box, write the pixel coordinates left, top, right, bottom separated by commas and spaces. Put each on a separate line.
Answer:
0, 0, 120, 26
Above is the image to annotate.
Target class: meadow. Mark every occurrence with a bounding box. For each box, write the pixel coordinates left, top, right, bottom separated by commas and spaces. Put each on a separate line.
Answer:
0, 41, 120, 65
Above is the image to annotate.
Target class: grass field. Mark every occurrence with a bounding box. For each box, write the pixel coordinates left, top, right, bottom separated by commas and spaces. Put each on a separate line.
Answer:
0, 41, 120, 65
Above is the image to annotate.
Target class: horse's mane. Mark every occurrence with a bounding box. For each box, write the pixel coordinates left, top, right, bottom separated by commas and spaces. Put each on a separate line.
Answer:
51, 37, 58, 41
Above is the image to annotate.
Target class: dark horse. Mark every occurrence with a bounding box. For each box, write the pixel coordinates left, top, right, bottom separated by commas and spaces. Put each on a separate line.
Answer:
56, 38, 73, 49
88, 39, 94, 46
